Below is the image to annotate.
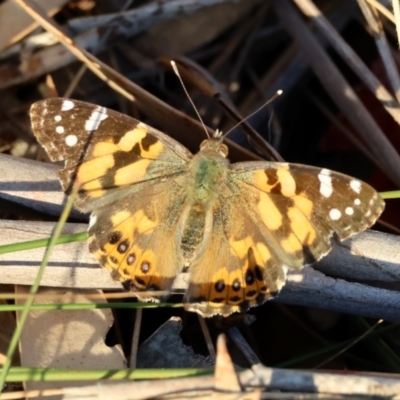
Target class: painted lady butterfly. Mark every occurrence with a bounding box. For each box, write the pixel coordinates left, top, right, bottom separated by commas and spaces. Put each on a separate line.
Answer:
30, 98, 384, 317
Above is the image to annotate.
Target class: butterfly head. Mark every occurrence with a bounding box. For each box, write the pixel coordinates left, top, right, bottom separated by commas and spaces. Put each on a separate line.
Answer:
199, 130, 229, 158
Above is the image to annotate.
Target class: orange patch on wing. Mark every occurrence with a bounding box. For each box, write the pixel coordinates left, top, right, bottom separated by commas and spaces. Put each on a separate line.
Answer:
114, 159, 151, 186
77, 154, 115, 183
131, 209, 157, 233
118, 125, 165, 158
93, 141, 119, 157
287, 206, 316, 246
141, 141, 164, 159
81, 180, 106, 198
258, 192, 283, 230
230, 235, 255, 258
111, 209, 156, 238
255, 242, 271, 265
281, 232, 302, 253
253, 170, 275, 192
252, 167, 297, 197
276, 168, 296, 196
292, 195, 313, 217
118, 127, 147, 152
111, 210, 132, 226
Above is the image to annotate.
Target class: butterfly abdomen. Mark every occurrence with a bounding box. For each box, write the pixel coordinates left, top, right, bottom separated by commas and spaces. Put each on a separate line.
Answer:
180, 207, 206, 263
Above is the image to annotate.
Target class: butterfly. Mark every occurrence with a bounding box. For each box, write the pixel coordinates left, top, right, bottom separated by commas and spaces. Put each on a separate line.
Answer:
30, 98, 385, 317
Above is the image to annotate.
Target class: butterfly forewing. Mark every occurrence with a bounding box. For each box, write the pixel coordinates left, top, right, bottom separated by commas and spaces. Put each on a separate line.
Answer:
30, 99, 192, 210
231, 162, 384, 265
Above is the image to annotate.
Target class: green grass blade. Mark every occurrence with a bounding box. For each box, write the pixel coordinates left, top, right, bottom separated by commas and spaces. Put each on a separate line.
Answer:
0, 232, 88, 254
5, 367, 213, 382
380, 190, 400, 199
0, 190, 77, 388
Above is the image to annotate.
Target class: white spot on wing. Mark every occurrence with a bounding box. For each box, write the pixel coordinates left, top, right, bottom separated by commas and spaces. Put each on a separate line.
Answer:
56, 126, 64, 134
54, 115, 62, 122
345, 207, 354, 215
350, 180, 361, 194
318, 168, 333, 198
65, 134, 78, 147
89, 214, 97, 229
354, 198, 361, 205
329, 208, 341, 220
61, 100, 75, 111
85, 107, 108, 131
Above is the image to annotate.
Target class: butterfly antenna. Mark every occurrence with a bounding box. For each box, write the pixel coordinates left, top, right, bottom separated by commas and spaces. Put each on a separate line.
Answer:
171, 61, 210, 139
222, 90, 283, 139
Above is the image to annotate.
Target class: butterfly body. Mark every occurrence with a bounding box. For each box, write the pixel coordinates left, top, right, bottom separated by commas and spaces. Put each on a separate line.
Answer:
30, 98, 385, 317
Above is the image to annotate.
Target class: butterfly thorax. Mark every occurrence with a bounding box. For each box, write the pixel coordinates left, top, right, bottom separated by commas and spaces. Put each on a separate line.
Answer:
186, 140, 229, 205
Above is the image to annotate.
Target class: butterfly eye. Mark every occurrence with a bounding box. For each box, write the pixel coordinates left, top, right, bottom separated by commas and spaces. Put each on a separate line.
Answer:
219, 143, 229, 157
200, 140, 208, 150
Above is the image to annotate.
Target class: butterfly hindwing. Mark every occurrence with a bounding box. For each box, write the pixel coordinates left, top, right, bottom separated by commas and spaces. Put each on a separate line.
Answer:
87, 175, 189, 298
185, 190, 287, 317
30, 99, 192, 210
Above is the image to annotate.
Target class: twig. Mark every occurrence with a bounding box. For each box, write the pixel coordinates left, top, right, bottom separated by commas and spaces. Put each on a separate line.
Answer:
366, 0, 396, 23
57, 363, 400, 398
392, 0, 400, 46
228, 327, 261, 366
197, 315, 216, 358
129, 308, 143, 368
357, 0, 400, 103
67, 0, 237, 34
63, 0, 134, 98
